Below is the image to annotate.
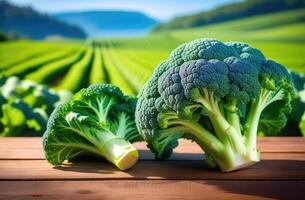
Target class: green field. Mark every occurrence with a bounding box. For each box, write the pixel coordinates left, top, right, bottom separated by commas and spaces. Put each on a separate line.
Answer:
0, 9, 304, 95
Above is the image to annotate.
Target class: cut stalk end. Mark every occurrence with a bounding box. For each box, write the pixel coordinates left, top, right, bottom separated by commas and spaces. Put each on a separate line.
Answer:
101, 138, 139, 170
219, 151, 260, 172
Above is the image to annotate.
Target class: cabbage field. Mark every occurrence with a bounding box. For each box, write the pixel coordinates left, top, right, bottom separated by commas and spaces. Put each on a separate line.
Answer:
1, 9, 304, 96
0, 38, 304, 96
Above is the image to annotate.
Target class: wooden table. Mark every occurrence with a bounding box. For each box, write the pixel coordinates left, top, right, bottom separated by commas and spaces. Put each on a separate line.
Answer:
0, 137, 304, 200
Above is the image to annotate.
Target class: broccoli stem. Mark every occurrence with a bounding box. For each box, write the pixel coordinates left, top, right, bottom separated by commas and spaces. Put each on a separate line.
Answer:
225, 98, 242, 136
180, 120, 258, 172
245, 88, 285, 158
65, 112, 138, 170
87, 128, 138, 170
244, 98, 261, 160
179, 120, 224, 153
98, 137, 138, 170
196, 89, 245, 154
159, 117, 259, 172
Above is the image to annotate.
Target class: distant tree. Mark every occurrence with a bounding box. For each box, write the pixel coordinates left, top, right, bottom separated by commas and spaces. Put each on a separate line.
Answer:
0, 31, 8, 41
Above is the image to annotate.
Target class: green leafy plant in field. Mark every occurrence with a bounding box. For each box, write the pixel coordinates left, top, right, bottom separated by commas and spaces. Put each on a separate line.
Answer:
0, 76, 72, 136
292, 72, 305, 136
43, 83, 142, 170
136, 38, 295, 172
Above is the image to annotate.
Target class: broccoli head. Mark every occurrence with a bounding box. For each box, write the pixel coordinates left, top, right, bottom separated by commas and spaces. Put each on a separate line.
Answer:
43, 84, 142, 170
136, 38, 295, 172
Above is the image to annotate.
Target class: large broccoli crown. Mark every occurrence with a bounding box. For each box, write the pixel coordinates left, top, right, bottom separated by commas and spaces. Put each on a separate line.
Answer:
43, 83, 141, 169
137, 38, 264, 136
136, 38, 295, 169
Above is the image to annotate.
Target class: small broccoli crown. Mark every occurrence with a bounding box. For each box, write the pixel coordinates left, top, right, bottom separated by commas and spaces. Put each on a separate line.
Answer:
180, 59, 230, 100
72, 83, 129, 122
158, 66, 188, 112
260, 60, 293, 90
44, 84, 141, 168
224, 56, 261, 104
225, 42, 265, 70
74, 83, 125, 103
257, 60, 295, 134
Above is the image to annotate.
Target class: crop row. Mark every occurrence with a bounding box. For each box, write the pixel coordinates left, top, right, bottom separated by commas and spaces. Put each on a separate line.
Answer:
25, 49, 86, 84
56, 47, 94, 92
0, 40, 172, 95
4, 47, 78, 78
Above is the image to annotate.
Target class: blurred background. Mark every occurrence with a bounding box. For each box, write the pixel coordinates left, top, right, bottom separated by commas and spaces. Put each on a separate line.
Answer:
0, 0, 304, 136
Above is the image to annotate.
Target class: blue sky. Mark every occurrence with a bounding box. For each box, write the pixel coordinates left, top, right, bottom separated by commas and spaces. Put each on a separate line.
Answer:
8, 0, 241, 20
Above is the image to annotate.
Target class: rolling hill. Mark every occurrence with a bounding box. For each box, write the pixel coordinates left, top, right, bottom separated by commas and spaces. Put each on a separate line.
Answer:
151, 9, 305, 73
153, 0, 305, 32
164, 9, 305, 42
0, 1, 86, 39
55, 11, 158, 37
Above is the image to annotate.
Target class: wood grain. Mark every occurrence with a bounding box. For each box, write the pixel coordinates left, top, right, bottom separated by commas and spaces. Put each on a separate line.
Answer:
0, 153, 304, 181
0, 180, 304, 200
0, 137, 304, 160
0, 137, 304, 200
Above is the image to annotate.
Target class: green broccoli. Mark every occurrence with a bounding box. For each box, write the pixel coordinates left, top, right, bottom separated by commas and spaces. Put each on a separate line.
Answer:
0, 76, 70, 136
270, 72, 305, 136
136, 38, 295, 172
43, 84, 142, 170
1, 99, 48, 136
1, 77, 60, 110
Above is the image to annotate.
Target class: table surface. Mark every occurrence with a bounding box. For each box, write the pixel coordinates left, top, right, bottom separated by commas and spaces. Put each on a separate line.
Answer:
0, 137, 304, 200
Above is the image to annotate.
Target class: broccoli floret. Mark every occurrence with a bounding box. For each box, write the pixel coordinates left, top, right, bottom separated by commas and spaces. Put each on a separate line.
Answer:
43, 84, 142, 170
136, 38, 295, 172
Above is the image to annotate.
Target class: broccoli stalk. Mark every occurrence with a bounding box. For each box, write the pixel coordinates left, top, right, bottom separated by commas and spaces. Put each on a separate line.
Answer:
245, 76, 292, 160
136, 39, 295, 172
43, 84, 141, 170
65, 112, 138, 170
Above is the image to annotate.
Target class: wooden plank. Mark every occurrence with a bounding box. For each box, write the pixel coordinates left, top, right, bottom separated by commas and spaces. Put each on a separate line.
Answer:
256, 137, 305, 153
0, 180, 304, 200
0, 137, 43, 159
0, 137, 304, 160
0, 153, 304, 181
